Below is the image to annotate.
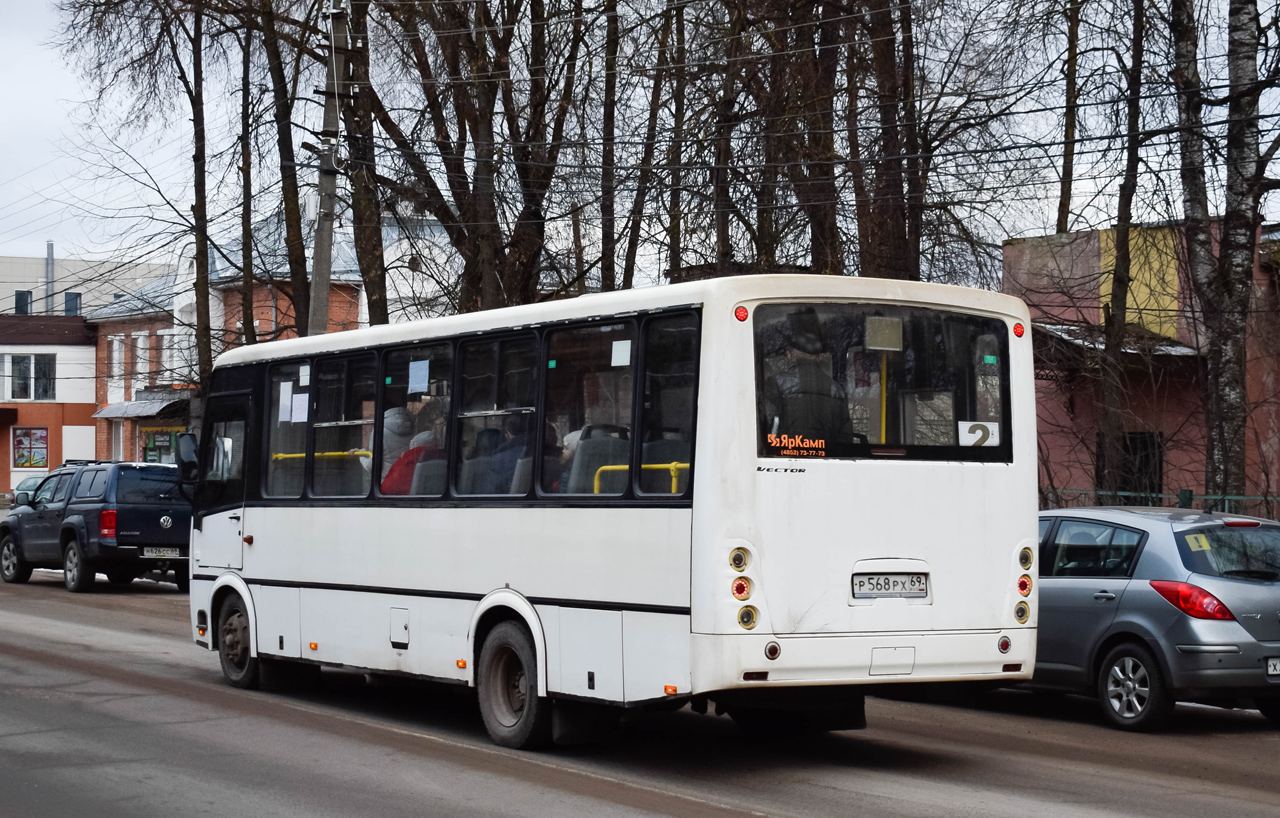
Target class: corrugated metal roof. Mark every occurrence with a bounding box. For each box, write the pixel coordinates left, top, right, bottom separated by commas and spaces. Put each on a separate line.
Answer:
85, 271, 179, 321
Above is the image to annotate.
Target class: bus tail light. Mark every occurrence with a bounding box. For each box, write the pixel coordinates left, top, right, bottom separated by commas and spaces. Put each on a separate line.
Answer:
1150, 580, 1235, 620
100, 509, 117, 538
731, 577, 752, 600
729, 548, 749, 571
664, 685, 678, 695
1013, 323, 1025, 337
1017, 575, 1033, 596
764, 641, 781, 660
1014, 602, 1029, 623
734, 306, 749, 322
737, 606, 758, 630
998, 636, 1012, 654
1018, 547, 1034, 570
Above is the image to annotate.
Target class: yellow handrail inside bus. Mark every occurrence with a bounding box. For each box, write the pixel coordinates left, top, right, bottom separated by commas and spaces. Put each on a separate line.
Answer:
594, 462, 689, 494
270, 451, 370, 460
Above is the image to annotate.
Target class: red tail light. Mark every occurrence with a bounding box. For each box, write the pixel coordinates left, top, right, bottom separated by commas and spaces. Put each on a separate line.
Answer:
1223, 519, 1260, 527
100, 509, 117, 538
1149, 580, 1234, 620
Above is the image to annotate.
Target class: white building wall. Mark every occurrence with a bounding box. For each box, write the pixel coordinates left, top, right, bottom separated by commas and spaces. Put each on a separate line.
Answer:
0, 344, 97, 404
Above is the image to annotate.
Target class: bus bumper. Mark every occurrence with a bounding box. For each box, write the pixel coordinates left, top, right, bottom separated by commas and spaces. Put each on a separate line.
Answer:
691, 628, 1036, 693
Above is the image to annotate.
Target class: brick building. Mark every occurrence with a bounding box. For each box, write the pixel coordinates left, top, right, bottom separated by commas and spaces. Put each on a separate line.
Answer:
0, 315, 98, 493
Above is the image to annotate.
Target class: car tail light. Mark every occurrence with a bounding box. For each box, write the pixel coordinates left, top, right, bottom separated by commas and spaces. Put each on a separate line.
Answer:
100, 509, 117, 538
1017, 574, 1033, 596
731, 577, 752, 600
1150, 581, 1234, 620
1223, 519, 1260, 528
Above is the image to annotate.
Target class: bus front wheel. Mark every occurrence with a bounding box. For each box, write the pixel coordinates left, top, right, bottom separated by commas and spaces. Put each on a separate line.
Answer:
218, 594, 261, 690
477, 621, 551, 749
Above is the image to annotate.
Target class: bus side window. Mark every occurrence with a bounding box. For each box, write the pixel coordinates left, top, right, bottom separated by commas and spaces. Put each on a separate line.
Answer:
379, 343, 453, 497
266, 362, 309, 498
312, 355, 378, 497
637, 314, 698, 495
541, 322, 636, 495
455, 336, 537, 496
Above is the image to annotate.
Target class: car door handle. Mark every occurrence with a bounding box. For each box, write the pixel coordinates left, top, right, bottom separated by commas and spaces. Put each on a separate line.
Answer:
1093, 592, 1116, 601
228, 515, 240, 522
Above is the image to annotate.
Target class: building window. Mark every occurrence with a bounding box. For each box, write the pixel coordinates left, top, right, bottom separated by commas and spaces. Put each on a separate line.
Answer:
65, 292, 81, 316
13, 427, 49, 469
7, 354, 56, 400
15, 291, 32, 316
109, 336, 125, 379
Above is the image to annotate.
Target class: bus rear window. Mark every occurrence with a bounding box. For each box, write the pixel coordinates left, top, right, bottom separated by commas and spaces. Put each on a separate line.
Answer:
754, 303, 1011, 461
115, 467, 182, 504
1176, 526, 1280, 581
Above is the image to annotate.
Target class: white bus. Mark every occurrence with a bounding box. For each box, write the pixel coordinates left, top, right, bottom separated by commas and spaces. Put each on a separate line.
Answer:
181, 274, 1039, 748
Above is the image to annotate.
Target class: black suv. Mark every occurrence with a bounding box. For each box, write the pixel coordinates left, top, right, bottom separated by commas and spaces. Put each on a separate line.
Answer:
0, 462, 191, 592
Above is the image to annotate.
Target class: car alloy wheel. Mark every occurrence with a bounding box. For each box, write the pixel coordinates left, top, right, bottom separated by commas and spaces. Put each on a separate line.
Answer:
1106, 656, 1150, 719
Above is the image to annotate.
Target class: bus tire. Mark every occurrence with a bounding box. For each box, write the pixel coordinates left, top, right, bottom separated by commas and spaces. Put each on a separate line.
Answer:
477, 621, 551, 750
1, 536, 31, 583
63, 541, 95, 593
218, 593, 261, 690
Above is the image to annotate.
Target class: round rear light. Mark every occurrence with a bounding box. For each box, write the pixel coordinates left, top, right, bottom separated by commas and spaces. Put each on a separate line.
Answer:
1014, 602, 1030, 623
734, 306, 749, 322
731, 577, 752, 600
998, 635, 1012, 654
764, 641, 781, 660
737, 606, 758, 630
1018, 547, 1034, 570
729, 548, 749, 571
1017, 574, 1033, 596
1013, 322, 1025, 338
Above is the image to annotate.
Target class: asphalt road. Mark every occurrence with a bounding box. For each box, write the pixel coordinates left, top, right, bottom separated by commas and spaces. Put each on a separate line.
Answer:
1, 572, 1277, 818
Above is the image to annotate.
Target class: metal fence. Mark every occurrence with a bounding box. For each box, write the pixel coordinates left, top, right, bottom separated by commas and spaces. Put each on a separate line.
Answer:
1042, 488, 1279, 520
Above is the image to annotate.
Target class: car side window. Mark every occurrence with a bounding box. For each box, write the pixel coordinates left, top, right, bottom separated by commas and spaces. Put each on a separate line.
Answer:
74, 470, 107, 499
1038, 519, 1051, 544
1046, 521, 1142, 578
33, 476, 59, 504
51, 474, 72, 503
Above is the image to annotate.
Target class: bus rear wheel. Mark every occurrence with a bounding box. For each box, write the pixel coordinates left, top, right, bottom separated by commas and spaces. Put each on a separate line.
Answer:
218, 594, 261, 689
477, 621, 550, 749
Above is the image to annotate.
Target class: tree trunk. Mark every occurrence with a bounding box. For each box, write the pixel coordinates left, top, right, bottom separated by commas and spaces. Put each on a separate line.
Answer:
191, 3, 213, 385
666, 1, 685, 279
621, 6, 672, 289
864, 0, 910, 280
240, 22, 256, 345
1056, 0, 1082, 234
1097, 0, 1144, 499
260, 0, 309, 335
344, 0, 389, 325
714, 6, 745, 270
1204, 0, 1260, 500
899, 0, 922, 278
600, 0, 619, 291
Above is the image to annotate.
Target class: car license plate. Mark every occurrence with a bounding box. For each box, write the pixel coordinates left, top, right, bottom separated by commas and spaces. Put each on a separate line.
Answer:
1268, 657, 1280, 676
852, 573, 928, 598
143, 547, 181, 559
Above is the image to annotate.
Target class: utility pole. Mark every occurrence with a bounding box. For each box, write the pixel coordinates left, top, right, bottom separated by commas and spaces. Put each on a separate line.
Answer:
308, 0, 348, 336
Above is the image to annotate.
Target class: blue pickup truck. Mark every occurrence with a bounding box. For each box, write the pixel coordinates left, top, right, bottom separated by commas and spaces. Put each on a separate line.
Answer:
0, 461, 191, 593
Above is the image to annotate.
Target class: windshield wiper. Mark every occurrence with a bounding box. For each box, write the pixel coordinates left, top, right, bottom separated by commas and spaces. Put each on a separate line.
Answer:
1221, 569, 1280, 581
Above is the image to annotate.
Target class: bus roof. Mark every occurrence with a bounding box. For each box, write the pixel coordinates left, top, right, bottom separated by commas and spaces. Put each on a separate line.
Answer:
214, 274, 1029, 368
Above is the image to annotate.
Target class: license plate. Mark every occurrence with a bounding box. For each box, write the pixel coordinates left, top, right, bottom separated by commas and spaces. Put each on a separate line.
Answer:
143, 547, 181, 559
1268, 657, 1280, 676
853, 573, 928, 598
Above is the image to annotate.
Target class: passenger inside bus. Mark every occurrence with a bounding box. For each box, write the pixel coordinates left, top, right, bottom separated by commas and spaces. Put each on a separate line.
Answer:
759, 309, 856, 446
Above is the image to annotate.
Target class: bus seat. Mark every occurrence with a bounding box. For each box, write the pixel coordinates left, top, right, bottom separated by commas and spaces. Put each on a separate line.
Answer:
511, 458, 533, 494
458, 456, 487, 494
640, 439, 690, 493
411, 459, 448, 496
567, 436, 630, 494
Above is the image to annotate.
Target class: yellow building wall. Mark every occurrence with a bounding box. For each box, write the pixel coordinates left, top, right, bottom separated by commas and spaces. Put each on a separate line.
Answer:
1100, 226, 1180, 340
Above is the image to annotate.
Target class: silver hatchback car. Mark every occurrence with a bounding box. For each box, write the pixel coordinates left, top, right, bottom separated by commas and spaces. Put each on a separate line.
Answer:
1034, 508, 1280, 730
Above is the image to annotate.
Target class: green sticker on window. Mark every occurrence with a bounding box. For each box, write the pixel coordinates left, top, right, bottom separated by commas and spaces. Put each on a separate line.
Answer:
385, 376, 393, 384
548, 360, 557, 369
983, 354, 998, 365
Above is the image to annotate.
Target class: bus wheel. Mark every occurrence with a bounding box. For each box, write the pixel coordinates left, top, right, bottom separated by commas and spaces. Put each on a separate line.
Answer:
218, 594, 261, 690
1, 536, 31, 584
477, 621, 551, 749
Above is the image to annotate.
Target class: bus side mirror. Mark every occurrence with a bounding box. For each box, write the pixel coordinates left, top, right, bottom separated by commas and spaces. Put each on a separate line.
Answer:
14, 492, 29, 507
176, 432, 200, 483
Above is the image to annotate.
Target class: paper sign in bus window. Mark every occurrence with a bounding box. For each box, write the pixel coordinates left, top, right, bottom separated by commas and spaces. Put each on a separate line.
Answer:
299, 365, 311, 387
957, 421, 999, 447
291, 393, 309, 423
408, 359, 431, 394
1186, 533, 1212, 552
278, 381, 293, 422
865, 316, 903, 351
611, 340, 631, 367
